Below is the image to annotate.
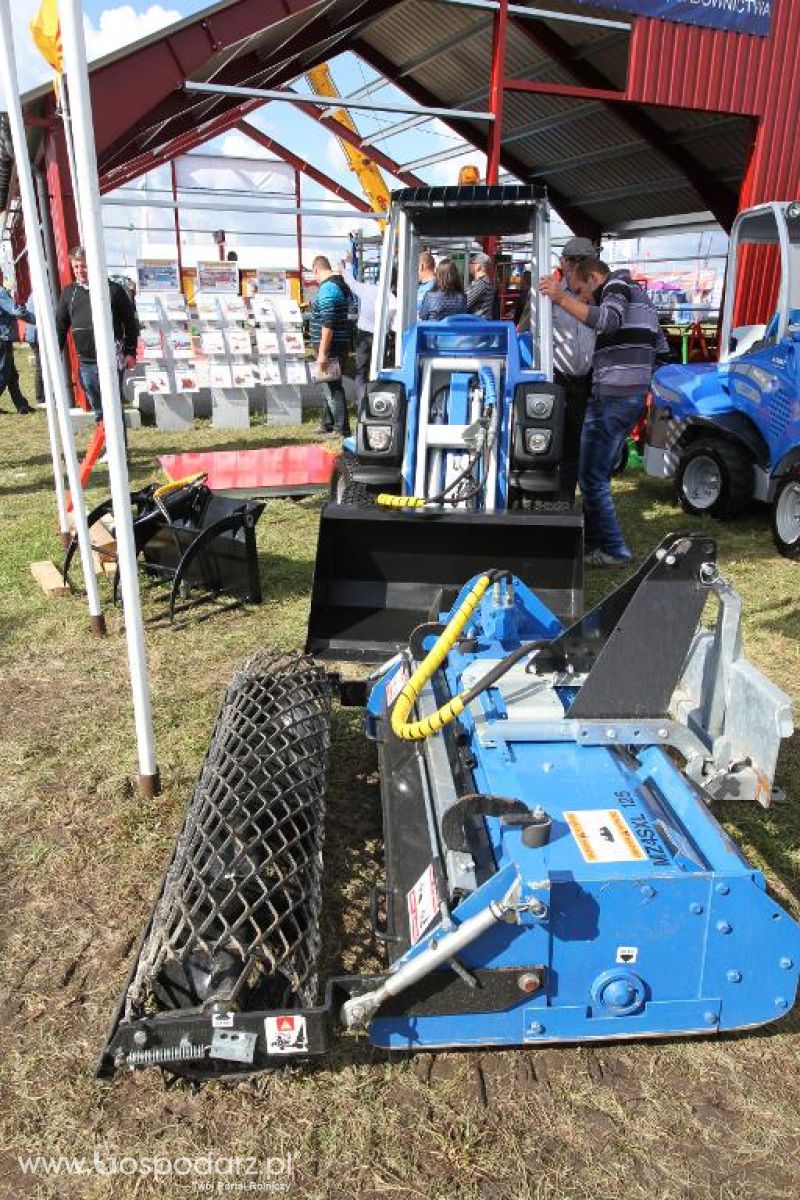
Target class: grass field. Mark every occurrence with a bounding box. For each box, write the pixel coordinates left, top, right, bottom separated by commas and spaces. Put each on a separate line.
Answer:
0, 352, 798, 1200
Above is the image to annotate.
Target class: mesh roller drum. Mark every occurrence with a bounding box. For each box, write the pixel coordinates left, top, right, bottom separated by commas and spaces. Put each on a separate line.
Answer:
125, 653, 331, 1023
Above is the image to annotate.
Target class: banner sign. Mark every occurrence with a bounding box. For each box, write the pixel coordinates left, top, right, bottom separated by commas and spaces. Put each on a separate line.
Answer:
256, 269, 287, 295
137, 258, 180, 293
175, 154, 295, 195
196, 261, 240, 294
573, 0, 772, 37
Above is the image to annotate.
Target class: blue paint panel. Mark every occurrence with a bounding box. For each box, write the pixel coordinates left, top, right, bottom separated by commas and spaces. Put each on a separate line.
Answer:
384, 320, 546, 501
368, 572, 800, 1049
571, 0, 772, 37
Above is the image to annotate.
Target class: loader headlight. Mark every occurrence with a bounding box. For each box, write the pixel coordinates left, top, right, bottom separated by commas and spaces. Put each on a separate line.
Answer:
525, 429, 552, 455
368, 390, 397, 418
525, 391, 554, 420
365, 424, 393, 452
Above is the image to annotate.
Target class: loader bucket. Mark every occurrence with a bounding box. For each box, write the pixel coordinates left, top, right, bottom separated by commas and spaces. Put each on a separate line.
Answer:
306, 504, 584, 661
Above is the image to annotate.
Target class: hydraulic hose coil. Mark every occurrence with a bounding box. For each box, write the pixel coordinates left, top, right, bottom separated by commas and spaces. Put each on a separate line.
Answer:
390, 573, 493, 741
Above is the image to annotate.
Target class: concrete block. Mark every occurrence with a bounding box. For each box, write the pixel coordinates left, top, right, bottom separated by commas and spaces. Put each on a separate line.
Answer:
211, 388, 250, 430
154, 393, 194, 432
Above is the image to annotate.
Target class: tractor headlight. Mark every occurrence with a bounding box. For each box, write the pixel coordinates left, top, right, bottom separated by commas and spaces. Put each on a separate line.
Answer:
368, 390, 397, 418
365, 424, 393, 452
525, 429, 552, 455
525, 391, 554, 420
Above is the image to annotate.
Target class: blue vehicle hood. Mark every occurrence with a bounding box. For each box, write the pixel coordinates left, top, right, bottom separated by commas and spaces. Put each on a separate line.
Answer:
652, 362, 731, 417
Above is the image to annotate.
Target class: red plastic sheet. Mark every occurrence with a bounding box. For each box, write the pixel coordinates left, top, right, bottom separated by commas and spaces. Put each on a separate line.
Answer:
159, 445, 337, 498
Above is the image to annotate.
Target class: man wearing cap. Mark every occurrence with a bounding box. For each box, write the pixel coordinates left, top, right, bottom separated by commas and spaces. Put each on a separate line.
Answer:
466, 252, 496, 319
541, 256, 668, 568
552, 236, 597, 505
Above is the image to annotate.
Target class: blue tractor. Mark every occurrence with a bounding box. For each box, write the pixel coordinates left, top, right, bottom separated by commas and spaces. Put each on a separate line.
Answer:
644, 201, 800, 556
310, 185, 583, 662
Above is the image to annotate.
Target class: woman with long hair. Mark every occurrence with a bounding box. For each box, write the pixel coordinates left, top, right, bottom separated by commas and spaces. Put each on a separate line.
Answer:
419, 257, 468, 320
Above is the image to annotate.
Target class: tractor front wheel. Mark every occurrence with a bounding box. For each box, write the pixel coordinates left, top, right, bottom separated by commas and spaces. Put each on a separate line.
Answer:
772, 475, 800, 559
676, 439, 753, 518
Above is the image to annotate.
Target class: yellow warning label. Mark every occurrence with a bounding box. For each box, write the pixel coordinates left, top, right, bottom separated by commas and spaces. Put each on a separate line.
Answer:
565, 809, 647, 864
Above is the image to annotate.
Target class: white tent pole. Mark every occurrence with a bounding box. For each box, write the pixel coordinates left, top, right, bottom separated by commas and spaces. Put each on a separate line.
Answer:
58, 74, 85, 242
32, 165, 71, 545
38, 336, 71, 545
0, 0, 105, 631
60, 0, 160, 796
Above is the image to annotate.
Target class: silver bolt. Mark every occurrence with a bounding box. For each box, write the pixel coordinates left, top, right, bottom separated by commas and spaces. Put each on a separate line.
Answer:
726, 970, 742, 984
665, 554, 676, 566
716, 920, 733, 935
517, 972, 542, 994
529, 899, 548, 918
703, 1011, 718, 1025
775, 997, 788, 1010
606, 728, 617, 740
779, 957, 794, 970
133, 1029, 148, 1048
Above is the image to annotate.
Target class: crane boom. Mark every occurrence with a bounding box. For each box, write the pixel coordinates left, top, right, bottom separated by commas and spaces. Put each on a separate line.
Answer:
304, 65, 391, 215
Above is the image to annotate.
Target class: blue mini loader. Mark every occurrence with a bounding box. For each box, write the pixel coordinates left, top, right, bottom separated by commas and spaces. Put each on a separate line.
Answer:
99, 530, 799, 1080
644, 201, 800, 557
307, 185, 583, 662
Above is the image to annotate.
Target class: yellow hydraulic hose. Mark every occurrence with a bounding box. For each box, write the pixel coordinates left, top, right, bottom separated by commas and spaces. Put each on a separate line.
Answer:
153, 471, 207, 501
376, 493, 427, 508
391, 572, 493, 741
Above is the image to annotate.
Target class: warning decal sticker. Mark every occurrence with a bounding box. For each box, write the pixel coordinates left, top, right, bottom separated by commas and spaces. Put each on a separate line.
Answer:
407, 863, 440, 945
264, 1014, 308, 1055
565, 809, 647, 864
386, 664, 409, 708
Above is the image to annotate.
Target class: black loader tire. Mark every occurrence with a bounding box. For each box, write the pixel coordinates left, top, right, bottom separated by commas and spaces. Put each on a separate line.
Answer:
772, 475, 800, 559
676, 438, 753, 519
341, 480, 376, 507
330, 450, 356, 503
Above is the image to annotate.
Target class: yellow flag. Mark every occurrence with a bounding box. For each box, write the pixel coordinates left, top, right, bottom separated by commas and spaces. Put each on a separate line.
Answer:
29, 0, 62, 74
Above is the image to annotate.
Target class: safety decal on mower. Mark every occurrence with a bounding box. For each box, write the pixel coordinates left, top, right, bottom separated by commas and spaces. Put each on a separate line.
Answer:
407, 863, 440, 945
386, 664, 410, 708
565, 810, 647, 864
264, 1015, 309, 1056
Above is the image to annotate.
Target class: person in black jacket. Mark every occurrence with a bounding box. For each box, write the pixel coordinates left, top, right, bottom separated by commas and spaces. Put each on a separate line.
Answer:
56, 245, 138, 426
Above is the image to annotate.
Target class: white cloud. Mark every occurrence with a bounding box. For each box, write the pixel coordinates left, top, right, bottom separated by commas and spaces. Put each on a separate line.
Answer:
83, 5, 182, 62
3, 2, 180, 102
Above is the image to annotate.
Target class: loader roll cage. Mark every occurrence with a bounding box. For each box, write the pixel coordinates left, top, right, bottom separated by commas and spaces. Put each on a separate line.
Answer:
721, 201, 800, 360
371, 184, 553, 381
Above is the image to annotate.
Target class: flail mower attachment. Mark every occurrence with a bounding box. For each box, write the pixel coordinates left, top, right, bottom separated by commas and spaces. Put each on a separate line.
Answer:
101, 534, 800, 1081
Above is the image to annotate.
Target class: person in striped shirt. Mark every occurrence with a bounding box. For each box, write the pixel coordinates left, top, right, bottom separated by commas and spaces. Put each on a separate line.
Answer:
541, 258, 669, 567
310, 254, 351, 435
419, 258, 468, 321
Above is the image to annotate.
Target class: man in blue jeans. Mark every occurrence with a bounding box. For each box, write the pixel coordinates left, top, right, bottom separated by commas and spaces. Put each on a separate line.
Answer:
541, 258, 668, 567
309, 254, 351, 436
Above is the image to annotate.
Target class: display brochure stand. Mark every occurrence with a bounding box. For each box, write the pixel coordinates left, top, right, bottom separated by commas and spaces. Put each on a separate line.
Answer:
251, 293, 308, 425
139, 292, 196, 432
196, 294, 252, 431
